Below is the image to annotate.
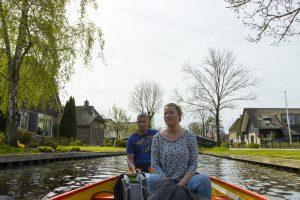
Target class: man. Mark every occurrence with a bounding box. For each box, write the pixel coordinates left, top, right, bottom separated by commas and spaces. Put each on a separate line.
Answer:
126, 113, 158, 172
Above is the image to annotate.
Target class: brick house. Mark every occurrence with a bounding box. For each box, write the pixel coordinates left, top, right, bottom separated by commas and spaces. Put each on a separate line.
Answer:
76, 100, 106, 145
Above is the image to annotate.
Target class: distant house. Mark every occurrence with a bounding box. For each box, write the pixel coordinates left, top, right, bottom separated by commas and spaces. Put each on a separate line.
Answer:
76, 100, 106, 145
18, 96, 61, 137
228, 117, 243, 144
230, 108, 300, 145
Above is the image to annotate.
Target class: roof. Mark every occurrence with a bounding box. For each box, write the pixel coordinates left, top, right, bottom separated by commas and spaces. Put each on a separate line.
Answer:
229, 117, 242, 133
241, 108, 300, 135
76, 106, 105, 126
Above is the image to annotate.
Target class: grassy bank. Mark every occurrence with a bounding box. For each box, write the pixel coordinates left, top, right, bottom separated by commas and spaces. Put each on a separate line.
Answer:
201, 147, 300, 160
0, 145, 36, 155
0, 145, 125, 155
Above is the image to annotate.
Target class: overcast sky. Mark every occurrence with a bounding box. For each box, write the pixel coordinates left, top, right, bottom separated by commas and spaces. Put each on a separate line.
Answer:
62, 0, 300, 131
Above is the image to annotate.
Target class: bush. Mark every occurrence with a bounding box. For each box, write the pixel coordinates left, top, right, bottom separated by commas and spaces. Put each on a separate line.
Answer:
221, 142, 230, 148
56, 137, 71, 146
116, 139, 126, 148
17, 130, 32, 145
70, 139, 83, 146
56, 146, 70, 152
245, 143, 260, 149
70, 146, 81, 151
103, 138, 113, 147
29, 141, 40, 148
42, 138, 59, 149
37, 146, 54, 153
0, 132, 4, 144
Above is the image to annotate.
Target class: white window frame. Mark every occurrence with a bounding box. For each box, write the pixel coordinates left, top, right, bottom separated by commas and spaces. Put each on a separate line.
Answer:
19, 111, 29, 130
283, 115, 295, 125
37, 113, 53, 137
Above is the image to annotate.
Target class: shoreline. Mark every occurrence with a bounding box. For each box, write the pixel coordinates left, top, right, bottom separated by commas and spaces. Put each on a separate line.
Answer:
201, 152, 300, 173
0, 151, 126, 169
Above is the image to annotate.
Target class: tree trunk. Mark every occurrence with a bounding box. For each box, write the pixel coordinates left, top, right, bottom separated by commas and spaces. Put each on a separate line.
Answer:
216, 111, 221, 146
3, 2, 27, 147
5, 64, 19, 147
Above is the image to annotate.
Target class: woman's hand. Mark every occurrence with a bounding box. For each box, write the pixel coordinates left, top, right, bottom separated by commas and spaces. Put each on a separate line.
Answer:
177, 180, 187, 187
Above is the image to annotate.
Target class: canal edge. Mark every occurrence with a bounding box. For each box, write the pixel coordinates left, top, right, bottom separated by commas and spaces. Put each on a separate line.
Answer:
0, 151, 126, 169
200, 152, 300, 173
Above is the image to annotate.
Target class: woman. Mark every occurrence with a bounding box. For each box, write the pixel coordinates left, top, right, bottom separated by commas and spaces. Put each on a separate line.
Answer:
148, 103, 212, 199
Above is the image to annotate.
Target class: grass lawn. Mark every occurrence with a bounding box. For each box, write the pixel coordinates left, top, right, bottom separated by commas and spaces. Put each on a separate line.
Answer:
0, 145, 36, 155
0, 144, 125, 155
201, 147, 300, 160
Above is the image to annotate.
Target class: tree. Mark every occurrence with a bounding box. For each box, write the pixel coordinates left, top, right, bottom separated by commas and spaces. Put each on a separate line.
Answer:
226, 0, 300, 43
59, 96, 77, 139
129, 80, 163, 127
0, 1, 104, 146
176, 48, 258, 146
0, 110, 6, 132
188, 122, 201, 136
107, 104, 130, 147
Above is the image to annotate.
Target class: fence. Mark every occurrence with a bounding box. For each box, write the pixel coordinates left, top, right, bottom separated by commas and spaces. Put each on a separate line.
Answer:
260, 137, 300, 149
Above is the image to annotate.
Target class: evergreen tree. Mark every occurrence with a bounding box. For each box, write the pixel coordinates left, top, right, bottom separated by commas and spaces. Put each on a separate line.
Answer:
0, 110, 7, 132
69, 97, 77, 139
60, 97, 77, 139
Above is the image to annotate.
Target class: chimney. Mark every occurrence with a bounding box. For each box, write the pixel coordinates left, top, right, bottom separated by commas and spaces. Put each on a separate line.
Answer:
84, 99, 89, 107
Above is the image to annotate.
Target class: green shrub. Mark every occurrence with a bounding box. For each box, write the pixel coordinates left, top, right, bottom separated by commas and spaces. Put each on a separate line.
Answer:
56, 137, 71, 146
17, 130, 32, 145
42, 138, 59, 149
103, 138, 113, 147
116, 139, 126, 148
70, 146, 81, 151
37, 146, 54, 153
56, 146, 70, 152
221, 142, 230, 148
70, 139, 83, 146
0, 132, 4, 144
29, 141, 40, 148
245, 143, 259, 149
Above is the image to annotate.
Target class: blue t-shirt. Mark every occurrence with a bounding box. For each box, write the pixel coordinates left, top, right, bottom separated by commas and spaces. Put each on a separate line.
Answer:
126, 128, 158, 165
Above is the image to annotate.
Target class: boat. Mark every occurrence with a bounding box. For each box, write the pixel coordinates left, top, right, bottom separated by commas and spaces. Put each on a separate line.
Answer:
50, 175, 268, 200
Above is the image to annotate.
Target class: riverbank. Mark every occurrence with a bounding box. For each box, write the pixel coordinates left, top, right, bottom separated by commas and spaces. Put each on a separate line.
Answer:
0, 145, 126, 168
200, 147, 300, 172
0, 145, 125, 155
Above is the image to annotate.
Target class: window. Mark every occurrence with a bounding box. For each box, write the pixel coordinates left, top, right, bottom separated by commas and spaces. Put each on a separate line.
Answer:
19, 111, 29, 130
283, 115, 295, 124
37, 113, 53, 137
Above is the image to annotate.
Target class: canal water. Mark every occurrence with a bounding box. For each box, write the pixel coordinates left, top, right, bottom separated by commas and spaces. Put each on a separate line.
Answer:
0, 155, 299, 200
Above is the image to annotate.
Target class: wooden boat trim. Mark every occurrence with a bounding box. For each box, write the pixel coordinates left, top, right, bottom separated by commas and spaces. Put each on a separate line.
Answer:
210, 176, 268, 200
50, 176, 119, 200
50, 175, 267, 200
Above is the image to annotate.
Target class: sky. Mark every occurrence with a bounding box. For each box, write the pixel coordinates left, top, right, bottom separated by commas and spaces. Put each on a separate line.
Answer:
62, 0, 300, 131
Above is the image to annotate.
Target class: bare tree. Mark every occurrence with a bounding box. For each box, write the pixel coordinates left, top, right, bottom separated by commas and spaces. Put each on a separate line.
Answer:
176, 48, 258, 146
188, 110, 210, 137
226, 0, 300, 43
129, 80, 163, 127
107, 104, 130, 147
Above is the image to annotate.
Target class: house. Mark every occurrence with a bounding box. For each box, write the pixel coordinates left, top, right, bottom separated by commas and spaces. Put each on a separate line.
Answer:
228, 116, 243, 145
18, 96, 61, 137
76, 100, 106, 145
230, 108, 300, 145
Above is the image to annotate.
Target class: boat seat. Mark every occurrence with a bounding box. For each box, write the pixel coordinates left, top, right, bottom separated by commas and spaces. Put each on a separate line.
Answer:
91, 192, 115, 200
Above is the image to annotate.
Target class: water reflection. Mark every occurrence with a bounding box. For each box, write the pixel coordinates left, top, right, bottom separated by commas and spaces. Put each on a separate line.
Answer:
0, 155, 299, 200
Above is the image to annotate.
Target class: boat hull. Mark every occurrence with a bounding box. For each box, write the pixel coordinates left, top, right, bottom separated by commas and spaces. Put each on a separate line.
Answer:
51, 175, 268, 200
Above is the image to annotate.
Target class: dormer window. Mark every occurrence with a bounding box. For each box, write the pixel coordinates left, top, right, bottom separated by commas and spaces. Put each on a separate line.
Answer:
283, 115, 295, 124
